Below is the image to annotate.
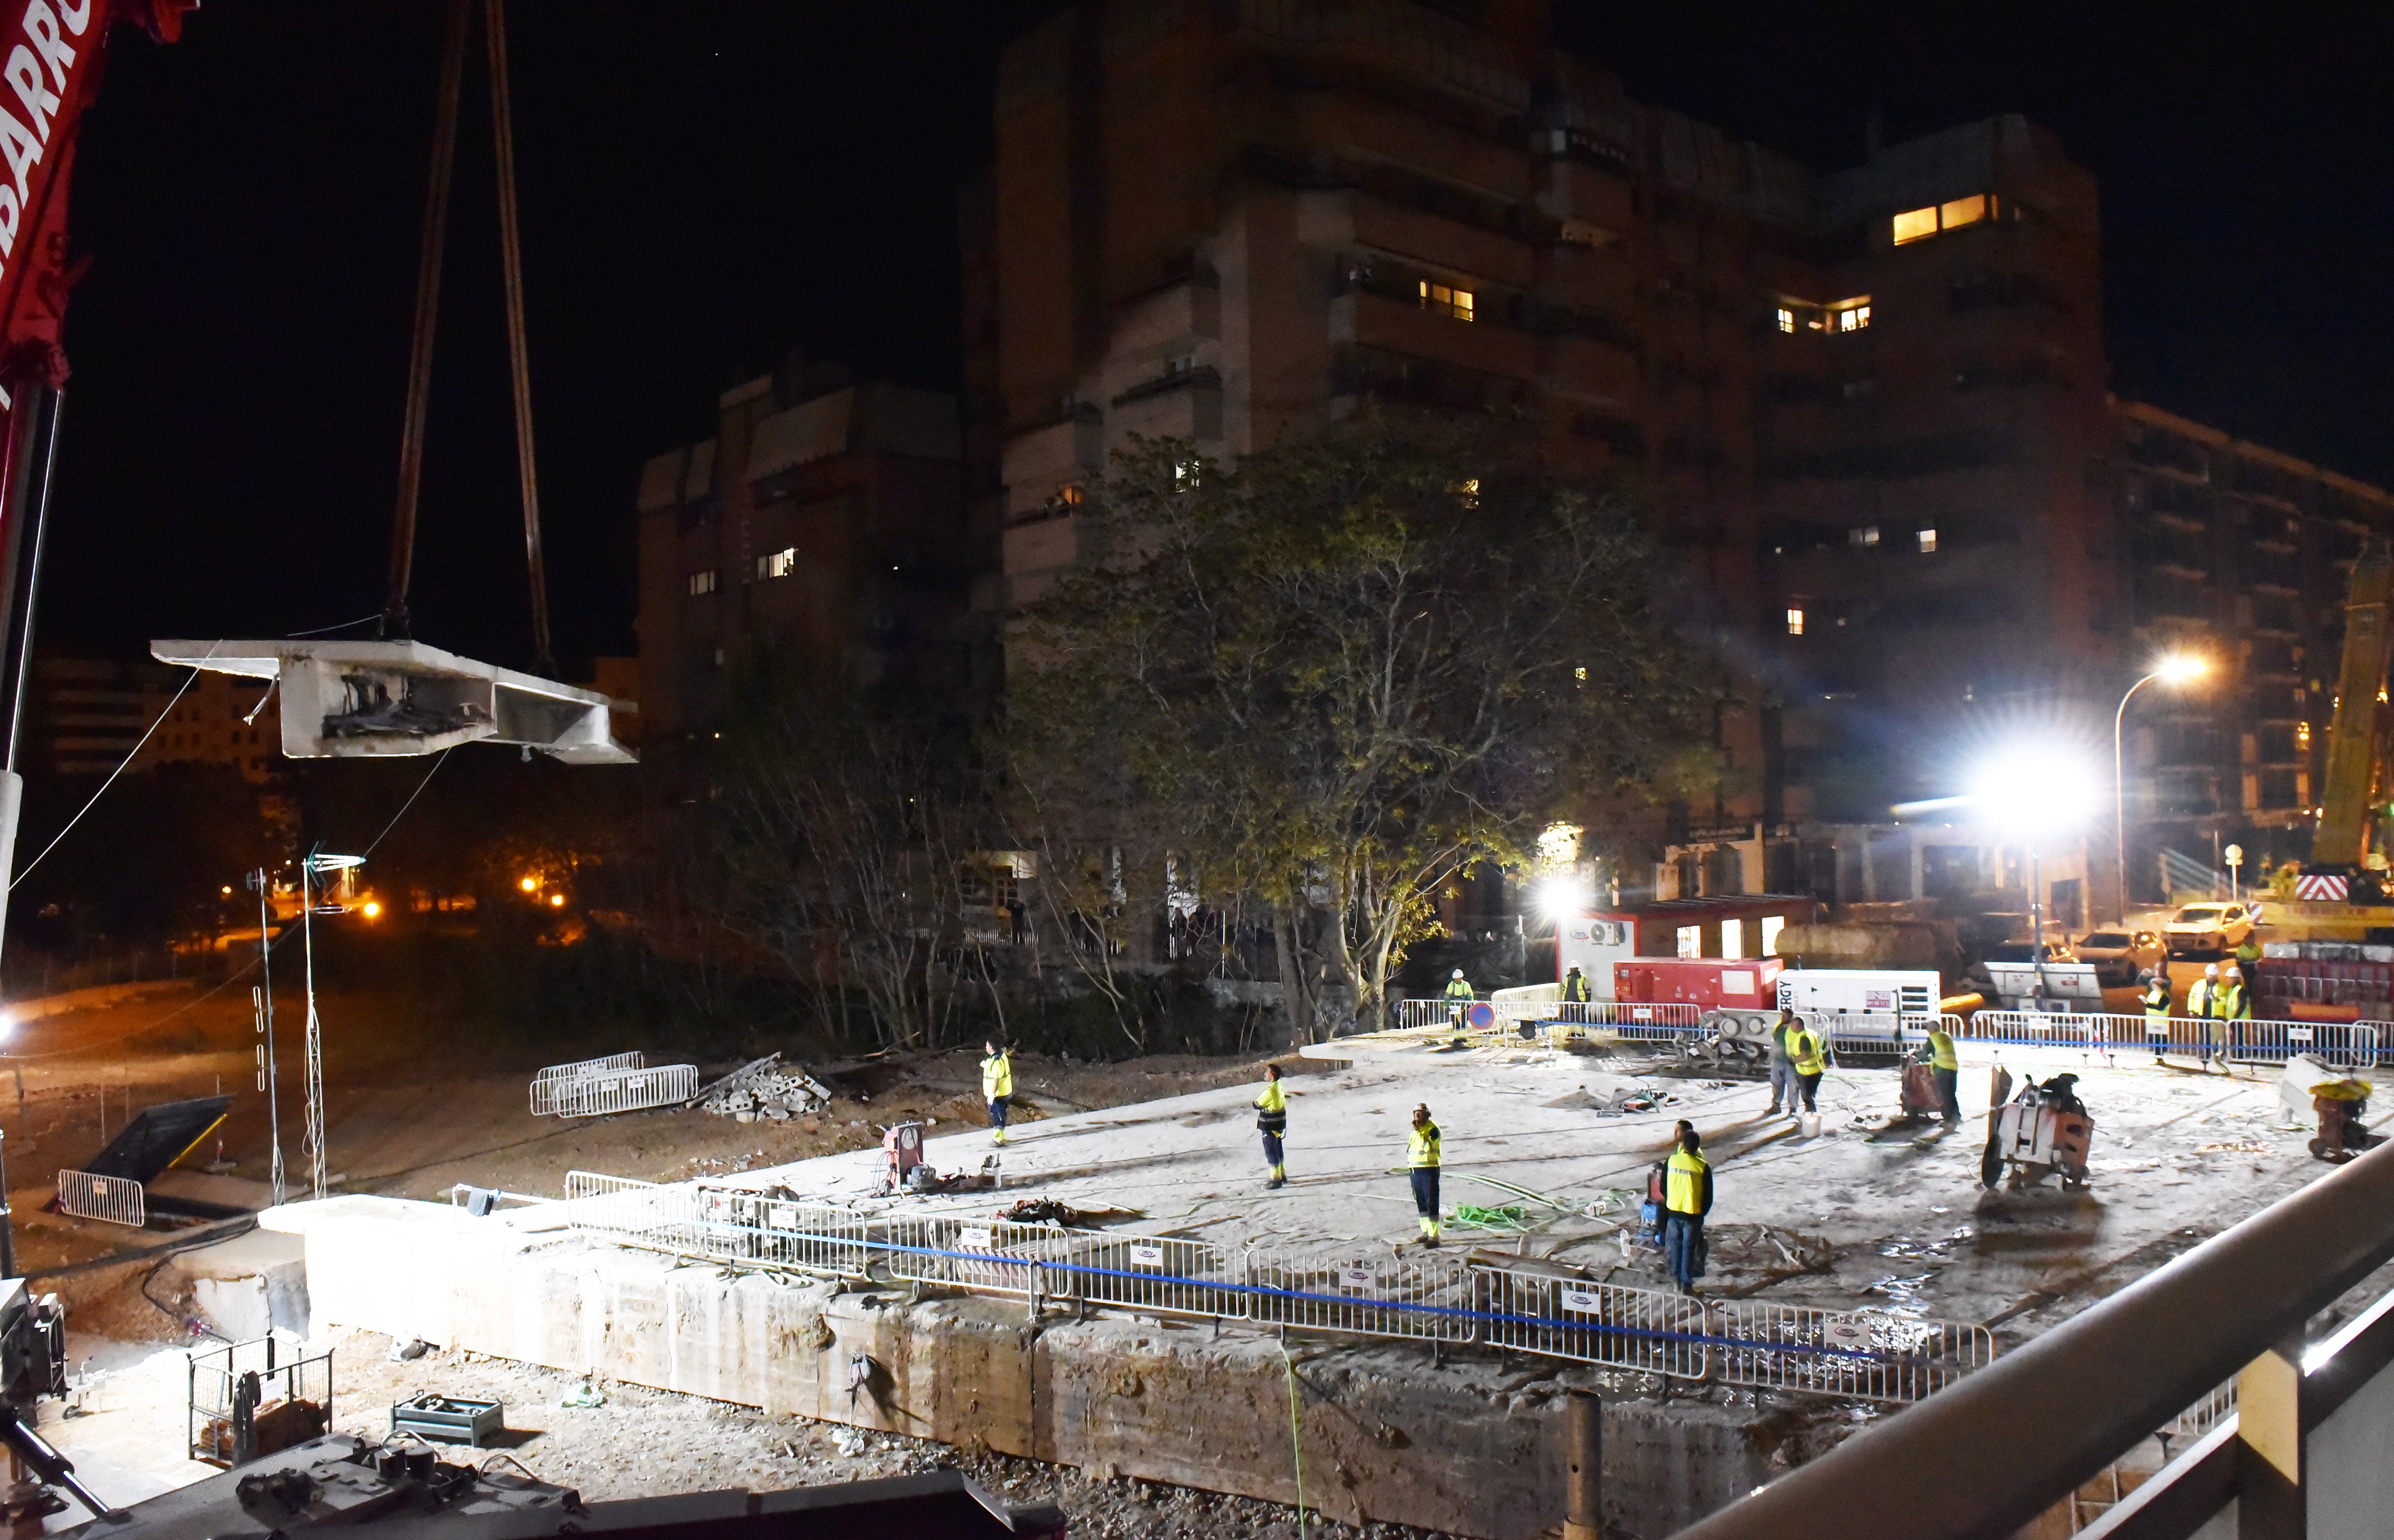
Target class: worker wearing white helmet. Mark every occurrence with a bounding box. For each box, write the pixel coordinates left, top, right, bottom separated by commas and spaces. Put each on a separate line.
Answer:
1442, 967, 1475, 1027
2185, 964, 2224, 1070
2216, 964, 2253, 1069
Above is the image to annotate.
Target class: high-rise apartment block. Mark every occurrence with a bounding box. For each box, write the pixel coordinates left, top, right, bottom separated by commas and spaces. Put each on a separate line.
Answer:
978, 0, 2388, 912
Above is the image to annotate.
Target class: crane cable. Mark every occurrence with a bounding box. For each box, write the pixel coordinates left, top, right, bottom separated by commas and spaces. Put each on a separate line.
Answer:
381, 0, 558, 679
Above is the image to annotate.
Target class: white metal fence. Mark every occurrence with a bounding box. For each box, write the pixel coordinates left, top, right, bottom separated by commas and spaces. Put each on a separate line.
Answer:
1392, 997, 1704, 1035
562, 1169, 1987, 1404
537, 1061, 699, 1118
56, 1169, 144, 1227
530, 1051, 649, 1115
1964, 1009, 2386, 1068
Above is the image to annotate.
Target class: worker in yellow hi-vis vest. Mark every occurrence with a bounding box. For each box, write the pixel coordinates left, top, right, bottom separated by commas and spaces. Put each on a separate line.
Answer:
981, 1040, 1014, 1145
1408, 1104, 1443, 1246
1254, 1063, 1288, 1189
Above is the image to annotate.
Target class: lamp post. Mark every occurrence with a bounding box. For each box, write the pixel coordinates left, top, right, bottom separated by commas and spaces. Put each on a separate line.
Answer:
2113, 654, 2208, 926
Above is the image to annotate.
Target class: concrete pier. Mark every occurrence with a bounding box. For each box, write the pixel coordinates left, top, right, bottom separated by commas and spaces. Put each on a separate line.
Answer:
272, 1196, 1779, 1537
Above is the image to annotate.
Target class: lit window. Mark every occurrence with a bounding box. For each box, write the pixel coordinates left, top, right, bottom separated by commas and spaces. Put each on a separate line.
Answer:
1054, 482, 1085, 506
1676, 925, 1701, 959
1174, 457, 1202, 490
1917, 528, 1938, 553
1940, 194, 1988, 229
687, 569, 718, 596
1837, 303, 1871, 331
1893, 205, 1939, 244
1786, 608, 1805, 636
1456, 477, 1480, 507
755, 547, 796, 580
1775, 306, 1796, 334
1849, 526, 1880, 547
1418, 280, 1474, 321
1721, 919, 1744, 960
1759, 915, 1784, 955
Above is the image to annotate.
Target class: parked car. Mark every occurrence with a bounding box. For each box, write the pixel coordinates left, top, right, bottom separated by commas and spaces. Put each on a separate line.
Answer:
2075, 928, 2165, 986
2163, 902, 2260, 955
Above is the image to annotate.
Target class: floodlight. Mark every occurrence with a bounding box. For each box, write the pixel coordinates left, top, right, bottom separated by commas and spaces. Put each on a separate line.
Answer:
1533, 876, 1591, 921
1970, 746, 2101, 837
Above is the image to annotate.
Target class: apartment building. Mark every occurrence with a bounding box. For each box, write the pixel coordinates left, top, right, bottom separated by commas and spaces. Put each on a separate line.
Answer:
33, 654, 280, 781
984, 0, 2119, 888
633, 355, 977, 740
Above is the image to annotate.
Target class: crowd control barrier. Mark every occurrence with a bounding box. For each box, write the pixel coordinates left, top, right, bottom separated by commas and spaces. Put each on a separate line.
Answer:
562, 1170, 1989, 1406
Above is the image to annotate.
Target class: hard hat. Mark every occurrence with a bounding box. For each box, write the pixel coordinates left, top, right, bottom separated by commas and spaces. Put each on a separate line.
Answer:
2205, 963, 2220, 977
2226, 965, 2242, 978
1452, 968, 1464, 979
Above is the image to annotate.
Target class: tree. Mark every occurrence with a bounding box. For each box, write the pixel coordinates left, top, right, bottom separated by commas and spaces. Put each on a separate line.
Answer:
1008, 417, 1718, 1039
709, 676, 988, 1052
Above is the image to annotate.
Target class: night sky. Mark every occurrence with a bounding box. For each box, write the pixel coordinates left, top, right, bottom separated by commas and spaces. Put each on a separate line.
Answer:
39, 2, 2394, 679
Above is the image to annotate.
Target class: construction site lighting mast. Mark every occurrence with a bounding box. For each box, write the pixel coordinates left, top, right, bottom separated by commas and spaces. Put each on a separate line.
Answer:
1977, 748, 2101, 1004
2113, 654, 2209, 923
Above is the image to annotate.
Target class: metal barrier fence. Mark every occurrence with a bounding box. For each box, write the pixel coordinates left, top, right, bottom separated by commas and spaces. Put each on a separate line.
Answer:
187, 1335, 333, 1468
1391, 998, 1704, 1035
1964, 1009, 2386, 1068
56, 1169, 144, 1227
1708, 1299, 1995, 1402
545, 1062, 699, 1118
529, 1051, 647, 1115
1477, 1268, 1709, 1378
561, 1170, 1982, 1404
1243, 1247, 1477, 1345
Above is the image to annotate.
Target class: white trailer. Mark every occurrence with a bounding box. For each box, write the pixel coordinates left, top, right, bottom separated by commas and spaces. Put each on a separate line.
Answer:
1775, 968, 1943, 1055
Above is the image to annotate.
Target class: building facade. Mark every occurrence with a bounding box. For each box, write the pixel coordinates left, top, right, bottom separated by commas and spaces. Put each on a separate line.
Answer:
33, 654, 281, 781
964, 0, 2389, 930
633, 356, 977, 740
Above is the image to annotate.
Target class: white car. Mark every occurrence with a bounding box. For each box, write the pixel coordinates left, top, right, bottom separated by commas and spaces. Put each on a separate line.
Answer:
2163, 901, 2261, 955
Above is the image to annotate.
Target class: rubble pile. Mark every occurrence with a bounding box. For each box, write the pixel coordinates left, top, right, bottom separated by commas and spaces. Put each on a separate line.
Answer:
699, 1054, 832, 1123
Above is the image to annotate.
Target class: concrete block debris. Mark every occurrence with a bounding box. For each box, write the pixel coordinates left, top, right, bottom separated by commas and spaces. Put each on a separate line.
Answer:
699, 1053, 832, 1123
1543, 1073, 1674, 1114
998, 1197, 1143, 1227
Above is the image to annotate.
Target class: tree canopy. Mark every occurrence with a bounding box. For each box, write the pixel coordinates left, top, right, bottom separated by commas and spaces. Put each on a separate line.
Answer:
1008, 418, 1718, 1038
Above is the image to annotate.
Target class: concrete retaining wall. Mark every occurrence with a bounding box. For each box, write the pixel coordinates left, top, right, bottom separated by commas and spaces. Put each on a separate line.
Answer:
272, 1197, 1777, 1538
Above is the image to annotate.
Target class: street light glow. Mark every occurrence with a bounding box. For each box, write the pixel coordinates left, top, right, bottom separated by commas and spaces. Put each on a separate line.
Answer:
549, 893, 566, 909
1532, 876, 1591, 920
2154, 652, 2207, 685
1971, 746, 2102, 836
519, 875, 539, 893
361, 901, 381, 919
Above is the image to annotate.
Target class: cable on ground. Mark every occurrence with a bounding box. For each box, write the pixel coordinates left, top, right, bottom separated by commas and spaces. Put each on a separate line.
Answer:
1280, 1341, 1308, 1540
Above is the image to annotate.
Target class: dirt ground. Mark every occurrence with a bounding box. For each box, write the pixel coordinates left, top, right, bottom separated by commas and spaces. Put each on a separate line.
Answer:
0, 981, 1277, 1278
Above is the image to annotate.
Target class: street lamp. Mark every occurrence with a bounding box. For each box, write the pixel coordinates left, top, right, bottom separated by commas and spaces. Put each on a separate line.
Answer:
2114, 654, 2209, 924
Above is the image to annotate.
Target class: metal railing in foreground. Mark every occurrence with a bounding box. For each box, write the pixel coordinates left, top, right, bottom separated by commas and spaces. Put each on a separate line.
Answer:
1669, 1142, 2394, 1540
56, 1168, 144, 1227
562, 1170, 1983, 1405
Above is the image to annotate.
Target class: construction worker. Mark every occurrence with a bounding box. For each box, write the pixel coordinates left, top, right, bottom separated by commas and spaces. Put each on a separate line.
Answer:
1443, 968, 1475, 1025
1922, 1019, 1961, 1123
1662, 1126, 1713, 1294
2141, 968, 2173, 1064
1255, 1063, 1288, 1189
1408, 1103, 1443, 1245
2234, 931, 2263, 976
981, 1040, 1014, 1144
1765, 1008, 1801, 1116
1562, 963, 1592, 1014
1788, 1017, 1829, 1114
2219, 964, 2254, 1068
2186, 962, 2222, 1068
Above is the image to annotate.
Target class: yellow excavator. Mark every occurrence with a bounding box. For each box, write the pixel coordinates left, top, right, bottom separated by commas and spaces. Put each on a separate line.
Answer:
2289, 537, 2394, 925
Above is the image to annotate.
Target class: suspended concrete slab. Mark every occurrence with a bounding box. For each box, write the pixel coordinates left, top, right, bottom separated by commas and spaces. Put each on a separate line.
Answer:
150, 639, 635, 764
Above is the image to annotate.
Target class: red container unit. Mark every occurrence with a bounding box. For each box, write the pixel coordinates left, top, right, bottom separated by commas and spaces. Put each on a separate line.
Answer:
1612, 956, 1785, 1013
